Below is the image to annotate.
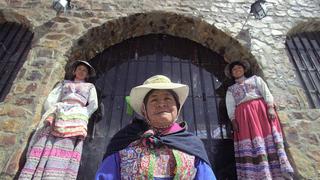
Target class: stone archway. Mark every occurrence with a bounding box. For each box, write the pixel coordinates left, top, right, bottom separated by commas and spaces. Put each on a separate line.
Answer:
68, 11, 261, 74
287, 20, 320, 36
0, 9, 33, 28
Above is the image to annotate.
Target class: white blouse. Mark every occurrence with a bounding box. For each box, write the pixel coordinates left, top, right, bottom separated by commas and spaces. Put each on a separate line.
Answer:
225, 75, 274, 121
44, 80, 98, 116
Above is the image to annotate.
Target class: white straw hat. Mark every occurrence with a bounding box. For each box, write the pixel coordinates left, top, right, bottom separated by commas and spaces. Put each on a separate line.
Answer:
129, 75, 189, 117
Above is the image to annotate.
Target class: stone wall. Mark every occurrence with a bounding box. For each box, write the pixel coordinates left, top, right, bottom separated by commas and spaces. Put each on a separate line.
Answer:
0, 0, 319, 179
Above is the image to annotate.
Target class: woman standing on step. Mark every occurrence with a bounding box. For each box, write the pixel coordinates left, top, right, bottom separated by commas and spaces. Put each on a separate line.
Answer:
19, 60, 98, 180
225, 59, 294, 179
95, 75, 216, 180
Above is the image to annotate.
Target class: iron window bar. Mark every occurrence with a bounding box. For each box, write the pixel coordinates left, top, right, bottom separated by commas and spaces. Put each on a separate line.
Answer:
286, 33, 320, 108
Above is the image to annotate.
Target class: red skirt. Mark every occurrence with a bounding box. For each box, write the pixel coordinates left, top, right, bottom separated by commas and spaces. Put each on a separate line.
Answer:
233, 98, 293, 180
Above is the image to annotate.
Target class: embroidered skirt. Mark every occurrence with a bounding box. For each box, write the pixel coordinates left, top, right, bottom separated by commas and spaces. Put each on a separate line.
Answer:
19, 103, 88, 180
19, 126, 83, 180
233, 98, 293, 180
48, 102, 90, 138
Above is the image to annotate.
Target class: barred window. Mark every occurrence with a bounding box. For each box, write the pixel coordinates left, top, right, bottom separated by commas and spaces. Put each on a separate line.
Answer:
0, 22, 33, 101
286, 32, 320, 108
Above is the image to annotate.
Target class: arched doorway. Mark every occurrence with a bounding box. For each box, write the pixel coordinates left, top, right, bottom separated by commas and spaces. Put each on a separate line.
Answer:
78, 34, 236, 179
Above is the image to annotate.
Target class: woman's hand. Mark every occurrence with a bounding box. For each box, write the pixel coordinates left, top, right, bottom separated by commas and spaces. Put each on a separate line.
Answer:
267, 107, 276, 121
231, 119, 239, 132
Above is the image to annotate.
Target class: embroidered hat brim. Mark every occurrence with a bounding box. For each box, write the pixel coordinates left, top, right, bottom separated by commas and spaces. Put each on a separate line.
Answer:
129, 75, 189, 117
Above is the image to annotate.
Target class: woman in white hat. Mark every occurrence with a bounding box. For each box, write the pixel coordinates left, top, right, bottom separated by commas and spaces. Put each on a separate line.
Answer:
225, 60, 294, 179
95, 75, 216, 180
19, 60, 98, 180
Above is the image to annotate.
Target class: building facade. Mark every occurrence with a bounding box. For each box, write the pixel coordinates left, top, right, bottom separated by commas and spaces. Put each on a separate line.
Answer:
0, 0, 319, 179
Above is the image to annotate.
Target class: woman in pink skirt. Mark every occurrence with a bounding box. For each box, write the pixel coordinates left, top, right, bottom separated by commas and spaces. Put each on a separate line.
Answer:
19, 60, 98, 180
225, 60, 294, 179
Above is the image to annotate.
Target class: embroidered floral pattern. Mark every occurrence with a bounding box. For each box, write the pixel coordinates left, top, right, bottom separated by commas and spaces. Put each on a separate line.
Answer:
119, 143, 196, 179
61, 80, 94, 105
228, 76, 261, 105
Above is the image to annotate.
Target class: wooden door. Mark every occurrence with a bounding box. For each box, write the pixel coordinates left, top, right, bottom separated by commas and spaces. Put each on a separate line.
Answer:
78, 34, 236, 179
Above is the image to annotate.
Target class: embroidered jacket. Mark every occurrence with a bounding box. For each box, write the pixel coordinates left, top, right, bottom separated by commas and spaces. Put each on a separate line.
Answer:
96, 151, 215, 180
225, 75, 274, 120
43, 80, 98, 138
96, 119, 216, 180
44, 80, 98, 116
118, 142, 197, 179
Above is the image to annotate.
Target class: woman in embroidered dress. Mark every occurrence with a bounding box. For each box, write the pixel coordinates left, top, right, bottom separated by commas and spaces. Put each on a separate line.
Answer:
19, 60, 98, 180
95, 75, 216, 180
224, 60, 294, 179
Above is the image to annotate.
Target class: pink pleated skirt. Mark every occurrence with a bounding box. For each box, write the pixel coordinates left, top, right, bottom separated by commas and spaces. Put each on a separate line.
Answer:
233, 98, 294, 180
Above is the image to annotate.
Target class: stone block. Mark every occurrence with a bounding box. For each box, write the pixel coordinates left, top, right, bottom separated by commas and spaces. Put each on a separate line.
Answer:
307, 150, 320, 162
7, 107, 26, 118
301, 133, 319, 145
65, 26, 81, 35
31, 58, 52, 69
46, 33, 66, 40
26, 70, 43, 81
0, 119, 24, 133
306, 110, 320, 121
13, 84, 25, 94
285, 127, 299, 144
25, 83, 37, 94
292, 112, 304, 119
33, 47, 56, 58
0, 134, 16, 147
297, 120, 311, 130
53, 16, 69, 23
15, 97, 34, 106
40, 40, 60, 49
